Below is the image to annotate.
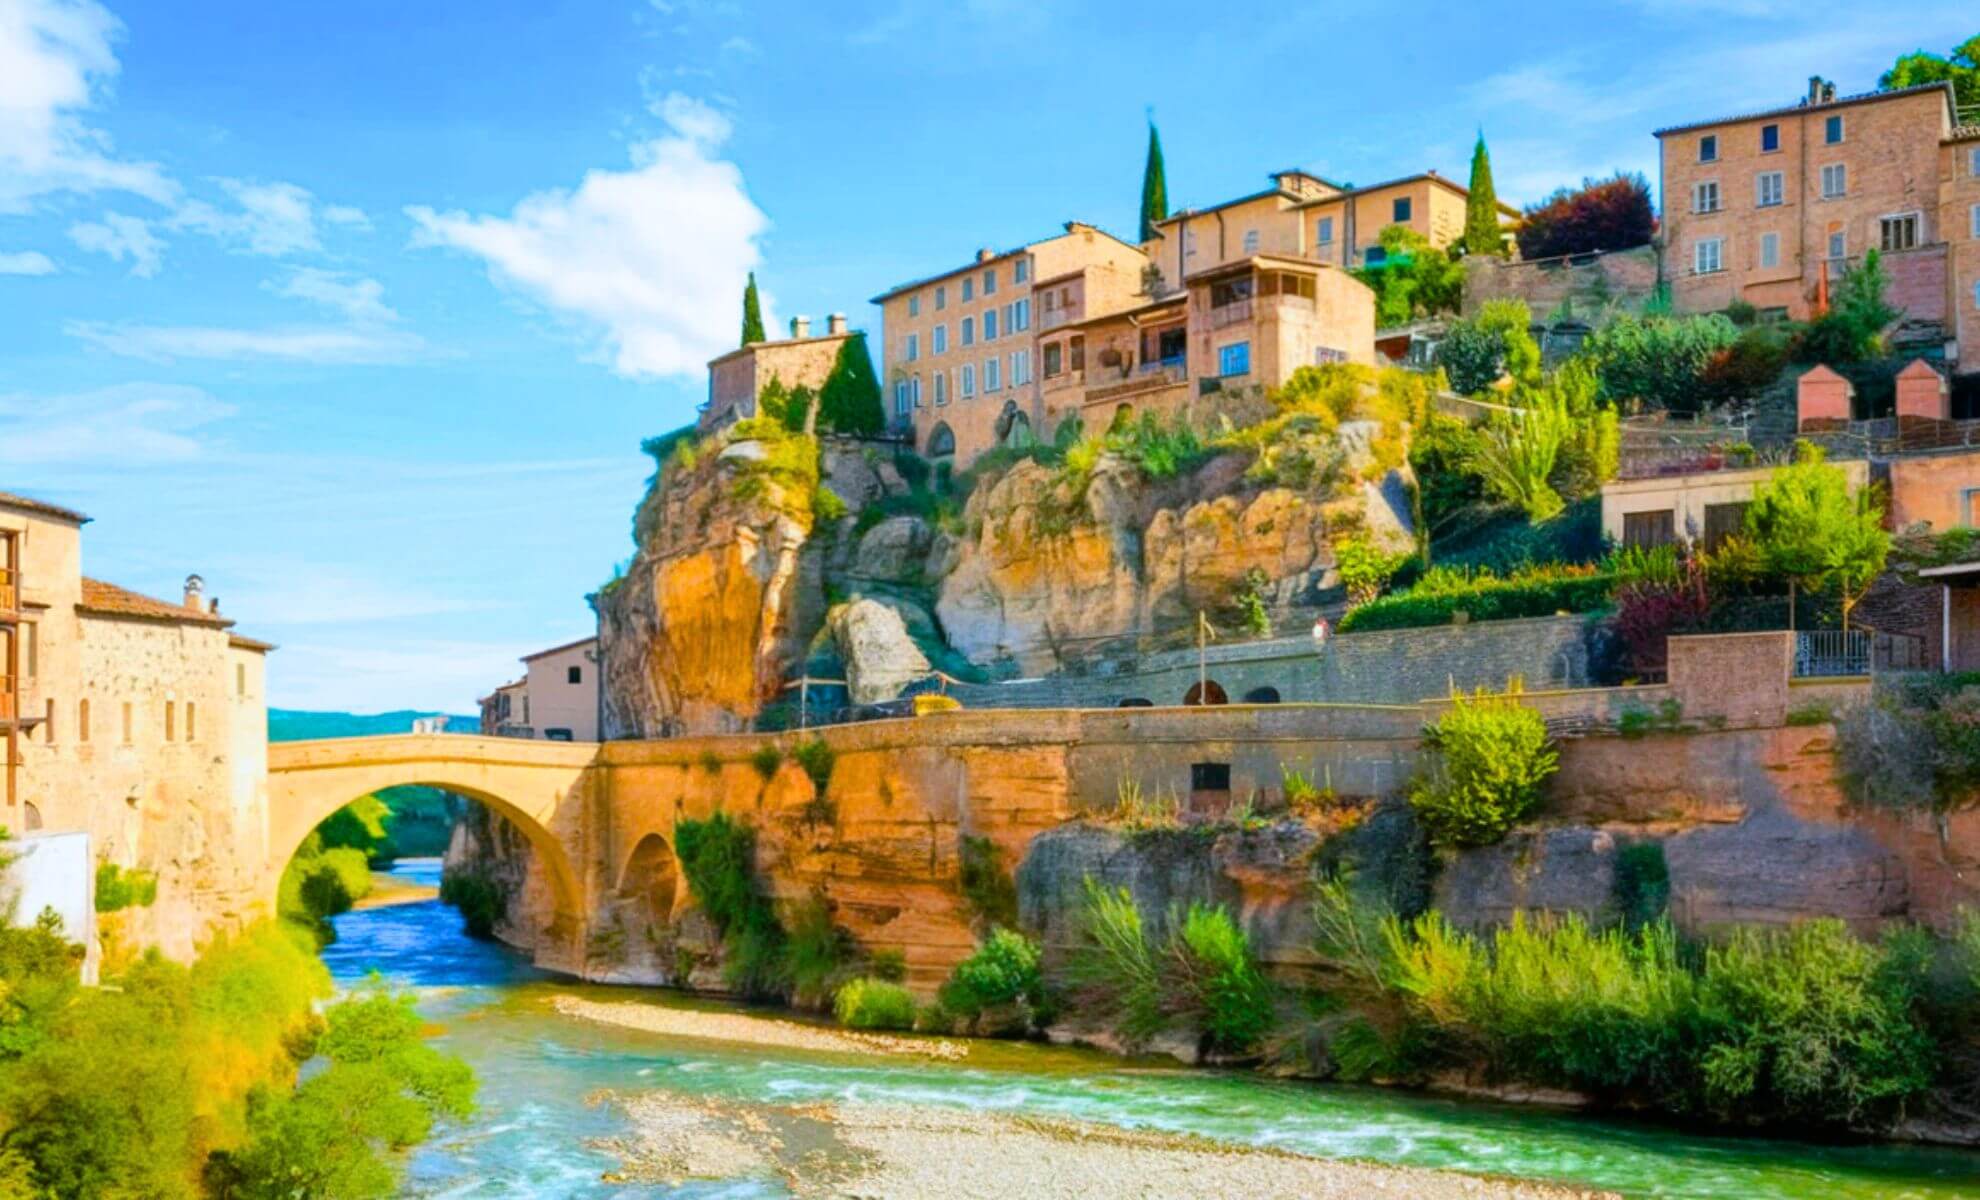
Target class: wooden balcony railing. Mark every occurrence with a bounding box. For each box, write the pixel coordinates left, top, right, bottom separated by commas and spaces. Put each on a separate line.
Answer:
1208, 300, 1253, 329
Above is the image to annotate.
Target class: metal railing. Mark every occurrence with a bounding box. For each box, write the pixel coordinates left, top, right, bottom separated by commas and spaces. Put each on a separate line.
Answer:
1795, 630, 1868, 677
1208, 300, 1253, 328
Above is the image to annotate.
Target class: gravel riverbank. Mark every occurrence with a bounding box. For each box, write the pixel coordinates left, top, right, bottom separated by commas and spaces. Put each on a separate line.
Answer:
552, 994, 968, 1060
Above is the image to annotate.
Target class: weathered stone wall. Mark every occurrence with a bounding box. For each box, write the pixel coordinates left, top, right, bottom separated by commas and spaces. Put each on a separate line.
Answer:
1462, 246, 1660, 319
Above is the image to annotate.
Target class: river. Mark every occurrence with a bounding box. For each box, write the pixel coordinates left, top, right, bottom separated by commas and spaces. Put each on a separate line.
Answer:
325, 860, 1980, 1199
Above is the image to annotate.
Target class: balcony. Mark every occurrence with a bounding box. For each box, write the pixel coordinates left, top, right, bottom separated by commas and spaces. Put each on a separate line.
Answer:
1039, 307, 1075, 332
1085, 364, 1186, 405
1208, 299, 1253, 329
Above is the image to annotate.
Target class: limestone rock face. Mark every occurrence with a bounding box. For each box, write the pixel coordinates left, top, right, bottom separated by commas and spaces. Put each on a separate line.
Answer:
850, 516, 933, 583
935, 453, 1414, 669
829, 598, 932, 704
597, 433, 821, 737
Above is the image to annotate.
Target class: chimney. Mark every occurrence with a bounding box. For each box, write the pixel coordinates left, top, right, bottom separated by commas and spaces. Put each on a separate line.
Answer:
976, 248, 995, 263
789, 315, 810, 339
826, 313, 847, 335
183, 573, 206, 613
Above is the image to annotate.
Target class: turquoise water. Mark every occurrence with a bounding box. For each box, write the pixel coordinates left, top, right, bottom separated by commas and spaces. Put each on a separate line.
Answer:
328, 861, 1980, 1198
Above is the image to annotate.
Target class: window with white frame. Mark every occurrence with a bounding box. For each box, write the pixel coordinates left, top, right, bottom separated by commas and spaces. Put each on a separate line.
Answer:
933, 371, 947, 405
961, 363, 975, 398
1316, 216, 1335, 244
1693, 237, 1724, 274
1756, 171, 1784, 208
1820, 163, 1846, 198
983, 268, 997, 296
1692, 181, 1720, 213
1828, 229, 1845, 260
932, 324, 947, 354
984, 356, 1001, 391
1014, 258, 1029, 284
1759, 231, 1780, 269
983, 307, 998, 341
1880, 212, 1920, 252
1011, 349, 1030, 385
1012, 298, 1030, 331
935, 285, 946, 310
906, 332, 919, 361
1242, 229, 1259, 253
961, 315, 975, 346
894, 380, 910, 415
908, 295, 920, 317
961, 277, 974, 302
911, 375, 922, 407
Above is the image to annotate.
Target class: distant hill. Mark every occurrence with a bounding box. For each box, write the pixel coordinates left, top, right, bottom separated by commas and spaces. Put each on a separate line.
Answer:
267, 708, 479, 743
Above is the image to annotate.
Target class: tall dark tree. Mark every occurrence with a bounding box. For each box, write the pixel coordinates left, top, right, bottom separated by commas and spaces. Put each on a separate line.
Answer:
817, 334, 884, 435
1139, 119, 1168, 243
740, 272, 766, 346
1462, 133, 1506, 258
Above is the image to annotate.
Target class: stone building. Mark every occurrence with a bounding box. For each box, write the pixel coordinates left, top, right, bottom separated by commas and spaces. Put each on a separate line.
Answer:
702, 314, 861, 432
0, 490, 273, 959
477, 636, 599, 741
1656, 76, 1980, 371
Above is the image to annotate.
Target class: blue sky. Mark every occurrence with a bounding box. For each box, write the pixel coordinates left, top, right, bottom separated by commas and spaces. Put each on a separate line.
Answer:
2, 0, 1972, 713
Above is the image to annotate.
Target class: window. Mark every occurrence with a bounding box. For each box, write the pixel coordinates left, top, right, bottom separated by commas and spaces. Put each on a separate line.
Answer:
186, 702, 196, 742
1069, 336, 1084, 372
983, 307, 998, 341
1012, 298, 1030, 331
1693, 237, 1724, 274
41, 699, 52, 744
1703, 502, 1749, 551
1217, 341, 1251, 376
1692, 181, 1720, 213
984, 356, 1000, 391
894, 380, 909, 415
960, 363, 975, 398
1756, 171, 1784, 207
22, 622, 35, 679
933, 371, 947, 405
1966, 488, 1980, 526
1315, 216, 1335, 244
910, 375, 922, 407
961, 315, 975, 346
1242, 228, 1259, 253
1043, 341, 1063, 377
905, 332, 919, 361
1699, 134, 1718, 162
983, 268, 997, 295
1820, 163, 1846, 198
1972, 147, 1980, 177
907, 295, 920, 318
1010, 349, 1030, 385
1623, 509, 1676, 549
961, 277, 973, 302
1760, 231, 1780, 268
1828, 229, 1845, 260
236, 663, 246, 696
1314, 345, 1348, 365
1825, 114, 1844, 144
1392, 196, 1412, 222
1761, 123, 1780, 153
1972, 203, 1980, 239
934, 284, 947, 310
1363, 245, 1387, 266
1974, 279, 1980, 310
121, 701, 132, 745
932, 324, 947, 354
1014, 258, 1029, 284
165, 700, 176, 742
1880, 213, 1919, 252
78, 698, 89, 743
568, 665, 582, 684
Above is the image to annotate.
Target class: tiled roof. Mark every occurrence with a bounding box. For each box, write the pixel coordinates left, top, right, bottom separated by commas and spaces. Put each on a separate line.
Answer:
1949, 124, 1980, 143
228, 633, 277, 652
79, 577, 233, 628
1652, 80, 1955, 137
0, 490, 89, 524
520, 635, 597, 662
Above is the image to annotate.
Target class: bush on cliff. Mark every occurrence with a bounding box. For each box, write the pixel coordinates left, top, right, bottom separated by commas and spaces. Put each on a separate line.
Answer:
937, 927, 1047, 1034
833, 978, 916, 1031
674, 812, 791, 1001
1409, 690, 1558, 847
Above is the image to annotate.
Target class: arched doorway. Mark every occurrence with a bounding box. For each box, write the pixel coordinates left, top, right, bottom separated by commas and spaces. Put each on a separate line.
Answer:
616, 833, 680, 925
926, 421, 956, 459
1242, 686, 1282, 704
1183, 680, 1229, 706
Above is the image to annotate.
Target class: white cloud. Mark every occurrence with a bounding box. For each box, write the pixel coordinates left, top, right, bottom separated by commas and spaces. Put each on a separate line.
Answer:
66, 210, 161, 275
67, 320, 423, 364
321, 203, 369, 229
169, 178, 323, 256
272, 266, 398, 324
0, 0, 174, 213
0, 249, 56, 274
0, 381, 233, 464
406, 93, 765, 379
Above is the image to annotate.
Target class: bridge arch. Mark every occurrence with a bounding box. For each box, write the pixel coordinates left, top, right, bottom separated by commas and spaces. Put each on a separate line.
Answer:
265, 735, 598, 963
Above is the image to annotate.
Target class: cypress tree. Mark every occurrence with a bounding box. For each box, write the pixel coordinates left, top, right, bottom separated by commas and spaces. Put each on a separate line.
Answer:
1139, 119, 1168, 243
1462, 133, 1505, 257
817, 334, 884, 435
740, 272, 766, 345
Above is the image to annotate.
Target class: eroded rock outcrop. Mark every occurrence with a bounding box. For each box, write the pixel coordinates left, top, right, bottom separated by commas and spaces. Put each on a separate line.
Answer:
828, 598, 931, 704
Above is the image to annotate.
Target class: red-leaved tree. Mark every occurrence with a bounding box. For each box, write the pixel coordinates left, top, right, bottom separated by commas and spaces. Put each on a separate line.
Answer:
1515, 173, 1655, 262
1613, 563, 1713, 680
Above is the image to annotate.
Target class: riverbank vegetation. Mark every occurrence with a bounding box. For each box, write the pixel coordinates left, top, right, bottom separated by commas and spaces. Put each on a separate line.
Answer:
0, 916, 476, 1198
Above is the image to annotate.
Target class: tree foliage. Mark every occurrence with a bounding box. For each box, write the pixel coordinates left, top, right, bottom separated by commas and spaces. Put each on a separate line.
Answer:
1461, 133, 1506, 258
1139, 120, 1168, 243
1435, 299, 1540, 394
1410, 689, 1559, 846
1796, 250, 1899, 365
1352, 225, 1465, 328
1745, 443, 1890, 629
1581, 312, 1739, 414
817, 333, 885, 435
1514, 172, 1655, 261
1880, 34, 1980, 110
740, 271, 765, 346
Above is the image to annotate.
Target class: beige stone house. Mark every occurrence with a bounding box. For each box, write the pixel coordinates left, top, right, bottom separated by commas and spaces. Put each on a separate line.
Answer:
702, 315, 859, 431
478, 636, 599, 742
1656, 76, 1980, 371
1, 490, 273, 959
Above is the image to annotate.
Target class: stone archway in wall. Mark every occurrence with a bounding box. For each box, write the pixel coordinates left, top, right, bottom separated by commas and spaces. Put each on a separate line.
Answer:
265, 772, 588, 970
1183, 679, 1229, 706
599, 832, 684, 982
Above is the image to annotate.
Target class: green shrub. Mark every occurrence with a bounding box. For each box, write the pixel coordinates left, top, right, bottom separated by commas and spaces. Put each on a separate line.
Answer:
938, 927, 1047, 1032
1612, 842, 1670, 931
833, 978, 917, 1031
1337, 567, 1615, 633
867, 947, 908, 983
1410, 691, 1558, 846
749, 743, 784, 781
675, 812, 790, 1001
1168, 903, 1276, 1056
438, 865, 506, 940
1435, 300, 1540, 394
93, 863, 158, 913
783, 893, 853, 1009
1793, 252, 1897, 365
792, 737, 835, 793
1582, 312, 1739, 414
1334, 537, 1408, 608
